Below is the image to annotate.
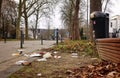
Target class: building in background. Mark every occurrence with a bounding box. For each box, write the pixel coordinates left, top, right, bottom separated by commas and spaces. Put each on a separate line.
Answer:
109, 15, 120, 38
28, 29, 68, 40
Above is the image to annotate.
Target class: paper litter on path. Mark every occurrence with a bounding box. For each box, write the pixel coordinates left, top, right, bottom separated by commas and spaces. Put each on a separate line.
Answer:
71, 53, 78, 58
37, 73, 42, 77
15, 60, 31, 66
15, 60, 27, 65
30, 53, 41, 57
43, 52, 52, 59
23, 53, 42, 57
54, 55, 61, 59
37, 58, 47, 61
12, 53, 21, 56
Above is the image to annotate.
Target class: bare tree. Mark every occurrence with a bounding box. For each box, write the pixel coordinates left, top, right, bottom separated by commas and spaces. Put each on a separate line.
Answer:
61, 0, 74, 38
103, 0, 114, 13
61, 0, 82, 40
1, 0, 17, 39
22, 0, 59, 39
16, 0, 24, 39
71, 0, 80, 40
103, 0, 110, 12
33, 1, 51, 39
22, 0, 39, 39
0, 0, 3, 38
0, 0, 2, 18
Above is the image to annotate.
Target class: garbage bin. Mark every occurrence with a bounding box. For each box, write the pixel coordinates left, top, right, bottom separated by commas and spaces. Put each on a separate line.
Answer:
90, 11, 109, 39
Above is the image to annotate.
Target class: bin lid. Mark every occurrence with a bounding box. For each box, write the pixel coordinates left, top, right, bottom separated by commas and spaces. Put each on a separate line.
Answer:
90, 11, 107, 19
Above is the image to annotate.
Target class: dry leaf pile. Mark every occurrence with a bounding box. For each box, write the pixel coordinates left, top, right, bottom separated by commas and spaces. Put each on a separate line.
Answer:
66, 61, 120, 78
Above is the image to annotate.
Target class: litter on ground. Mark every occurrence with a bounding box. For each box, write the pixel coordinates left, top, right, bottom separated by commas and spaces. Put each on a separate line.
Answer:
43, 52, 52, 59
37, 58, 47, 62
71, 53, 78, 58
12, 53, 21, 56
15, 60, 31, 66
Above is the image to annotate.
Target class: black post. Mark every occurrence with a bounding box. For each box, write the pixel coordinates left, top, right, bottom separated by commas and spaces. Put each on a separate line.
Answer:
4, 32, 7, 43
56, 29, 58, 45
20, 30, 23, 48
22, 34, 24, 44
41, 35, 43, 45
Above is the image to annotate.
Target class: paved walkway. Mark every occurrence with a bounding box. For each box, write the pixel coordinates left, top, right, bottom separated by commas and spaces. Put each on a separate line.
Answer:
0, 40, 55, 63
0, 40, 55, 78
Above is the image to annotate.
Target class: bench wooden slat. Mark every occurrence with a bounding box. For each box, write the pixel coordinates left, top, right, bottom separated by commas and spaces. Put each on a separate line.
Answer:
97, 47, 120, 55
96, 43, 120, 47
96, 38, 120, 43
98, 51, 120, 62
99, 53, 120, 63
99, 55, 120, 63
96, 38, 120, 63
98, 49, 120, 58
97, 45, 120, 51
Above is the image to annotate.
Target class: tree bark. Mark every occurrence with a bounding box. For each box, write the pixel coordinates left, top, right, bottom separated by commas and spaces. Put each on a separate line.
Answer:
72, 0, 80, 40
90, 0, 102, 13
23, 0, 29, 39
16, 0, 22, 39
0, 0, 2, 18
34, 10, 39, 39
90, 0, 102, 41
24, 14, 28, 40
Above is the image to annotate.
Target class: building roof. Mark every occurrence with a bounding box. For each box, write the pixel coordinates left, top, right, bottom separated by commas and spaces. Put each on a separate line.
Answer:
111, 15, 120, 20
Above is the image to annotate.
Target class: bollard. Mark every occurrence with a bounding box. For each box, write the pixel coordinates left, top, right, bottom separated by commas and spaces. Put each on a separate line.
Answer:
4, 32, 7, 43
20, 30, 23, 48
22, 34, 24, 44
41, 35, 43, 45
56, 29, 58, 45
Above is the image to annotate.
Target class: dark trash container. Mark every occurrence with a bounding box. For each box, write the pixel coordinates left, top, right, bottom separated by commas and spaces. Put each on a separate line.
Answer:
90, 11, 109, 39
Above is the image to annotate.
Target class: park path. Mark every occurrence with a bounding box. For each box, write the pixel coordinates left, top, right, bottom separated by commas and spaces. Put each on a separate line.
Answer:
0, 40, 55, 78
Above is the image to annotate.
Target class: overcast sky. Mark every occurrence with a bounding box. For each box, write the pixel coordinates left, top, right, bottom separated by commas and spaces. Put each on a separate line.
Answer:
51, 0, 120, 29
110, 0, 120, 16
15, 0, 120, 29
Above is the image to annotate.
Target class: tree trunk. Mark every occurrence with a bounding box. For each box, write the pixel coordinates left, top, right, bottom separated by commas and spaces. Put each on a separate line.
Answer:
69, 3, 73, 39
16, 0, 22, 39
69, 21, 72, 39
90, 0, 102, 13
24, 15, 28, 40
24, 0, 29, 40
0, 0, 2, 18
0, 0, 2, 39
71, 0, 80, 40
90, 0, 102, 41
34, 10, 39, 39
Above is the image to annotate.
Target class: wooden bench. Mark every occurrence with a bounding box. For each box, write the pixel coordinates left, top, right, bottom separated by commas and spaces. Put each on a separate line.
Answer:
96, 38, 120, 63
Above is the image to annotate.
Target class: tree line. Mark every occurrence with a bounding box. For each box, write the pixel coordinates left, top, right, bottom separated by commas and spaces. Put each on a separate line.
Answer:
0, 0, 111, 40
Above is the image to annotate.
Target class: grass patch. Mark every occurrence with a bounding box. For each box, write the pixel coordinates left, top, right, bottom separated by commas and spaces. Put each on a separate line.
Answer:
42, 40, 97, 57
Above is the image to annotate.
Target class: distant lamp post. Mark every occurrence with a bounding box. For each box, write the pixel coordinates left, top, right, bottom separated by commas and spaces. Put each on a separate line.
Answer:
56, 29, 59, 45
4, 32, 7, 43
41, 35, 43, 45
20, 27, 24, 48
40, 30, 43, 45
